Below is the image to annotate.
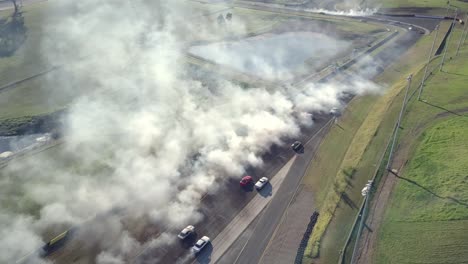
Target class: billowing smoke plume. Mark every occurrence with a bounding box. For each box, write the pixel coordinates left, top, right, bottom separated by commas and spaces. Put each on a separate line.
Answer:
306, 7, 377, 16
0, 0, 381, 263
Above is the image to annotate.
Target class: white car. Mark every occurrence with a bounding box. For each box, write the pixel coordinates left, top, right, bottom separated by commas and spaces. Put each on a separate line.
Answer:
177, 225, 195, 240
192, 236, 210, 253
255, 177, 269, 190
329, 107, 341, 116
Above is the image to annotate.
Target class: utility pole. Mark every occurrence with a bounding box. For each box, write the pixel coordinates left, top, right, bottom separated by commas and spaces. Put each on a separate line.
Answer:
418, 24, 440, 101
386, 74, 412, 171
455, 13, 468, 56
440, 8, 458, 72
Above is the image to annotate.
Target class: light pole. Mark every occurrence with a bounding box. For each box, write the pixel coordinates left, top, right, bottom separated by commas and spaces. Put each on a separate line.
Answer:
440, 7, 458, 72
455, 13, 468, 56
418, 24, 440, 101
386, 74, 412, 171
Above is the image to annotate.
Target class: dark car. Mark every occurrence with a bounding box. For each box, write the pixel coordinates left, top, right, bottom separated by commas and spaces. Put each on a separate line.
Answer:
240, 176, 253, 187
291, 141, 304, 153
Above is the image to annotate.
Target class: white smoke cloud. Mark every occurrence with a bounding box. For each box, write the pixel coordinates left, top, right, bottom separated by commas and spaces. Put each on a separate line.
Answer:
0, 0, 382, 263
306, 7, 378, 17
233, 0, 377, 17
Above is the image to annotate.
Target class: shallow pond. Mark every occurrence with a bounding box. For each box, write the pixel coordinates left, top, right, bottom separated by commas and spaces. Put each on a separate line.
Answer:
189, 32, 349, 79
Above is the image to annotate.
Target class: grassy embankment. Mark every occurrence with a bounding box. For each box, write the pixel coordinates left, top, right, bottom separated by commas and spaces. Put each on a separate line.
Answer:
374, 23, 468, 263
377, 0, 468, 11
0, 1, 72, 135
301, 18, 454, 263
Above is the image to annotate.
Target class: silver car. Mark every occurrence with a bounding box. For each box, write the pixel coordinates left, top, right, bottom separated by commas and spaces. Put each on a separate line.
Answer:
192, 236, 210, 253
255, 177, 269, 190
178, 225, 195, 240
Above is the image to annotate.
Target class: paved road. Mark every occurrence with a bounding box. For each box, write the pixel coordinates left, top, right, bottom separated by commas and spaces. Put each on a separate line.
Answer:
230, 122, 330, 264
131, 112, 335, 264
206, 156, 296, 263
260, 185, 315, 264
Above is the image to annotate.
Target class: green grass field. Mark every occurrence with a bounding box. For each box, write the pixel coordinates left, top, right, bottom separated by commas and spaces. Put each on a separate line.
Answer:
377, 0, 468, 10
0, 1, 52, 85
376, 117, 468, 263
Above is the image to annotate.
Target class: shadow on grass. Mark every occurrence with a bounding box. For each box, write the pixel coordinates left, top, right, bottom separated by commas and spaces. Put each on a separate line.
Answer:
335, 123, 345, 130
364, 223, 373, 232
0, 12, 27, 57
341, 192, 359, 210
389, 170, 468, 208
421, 100, 468, 117
445, 71, 468, 77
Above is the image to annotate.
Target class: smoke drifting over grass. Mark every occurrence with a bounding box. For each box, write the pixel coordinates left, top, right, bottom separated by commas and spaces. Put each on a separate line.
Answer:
0, 0, 381, 263
307, 7, 377, 16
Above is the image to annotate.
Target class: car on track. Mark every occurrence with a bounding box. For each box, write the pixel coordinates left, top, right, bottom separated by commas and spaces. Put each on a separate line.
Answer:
177, 225, 195, 240
240, 176, 253, 187
255, 177, 269, 190
291, 141, 304, 153
192, 236, 210, 253
330, 107, 341, 116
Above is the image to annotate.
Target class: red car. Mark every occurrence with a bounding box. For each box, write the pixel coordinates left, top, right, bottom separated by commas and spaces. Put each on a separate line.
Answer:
240, 176, 253, 187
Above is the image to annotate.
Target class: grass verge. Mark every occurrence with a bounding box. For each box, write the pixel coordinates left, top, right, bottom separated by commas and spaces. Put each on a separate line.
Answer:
376, 0, 468, 11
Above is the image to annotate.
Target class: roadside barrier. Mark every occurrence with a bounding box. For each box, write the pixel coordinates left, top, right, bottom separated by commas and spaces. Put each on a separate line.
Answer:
295, 211, 319, 264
